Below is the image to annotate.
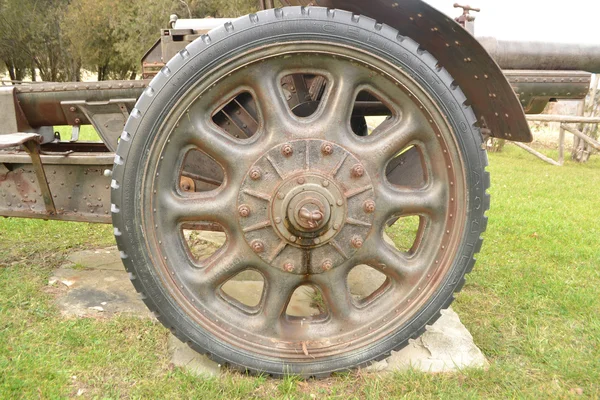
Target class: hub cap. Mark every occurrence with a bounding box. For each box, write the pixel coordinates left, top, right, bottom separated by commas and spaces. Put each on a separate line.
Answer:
238, 140, 375, 274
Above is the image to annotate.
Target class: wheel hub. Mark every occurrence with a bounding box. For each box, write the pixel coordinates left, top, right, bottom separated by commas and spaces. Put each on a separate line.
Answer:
238, 139, 376, 274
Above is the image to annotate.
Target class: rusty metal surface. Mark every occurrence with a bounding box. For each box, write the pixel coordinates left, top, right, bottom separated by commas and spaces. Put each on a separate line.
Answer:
13, 81, 146, 128
0, 151, 112, 222
22, 141, 56, 215
283, 0, 532, 142
504, 70, 591, 114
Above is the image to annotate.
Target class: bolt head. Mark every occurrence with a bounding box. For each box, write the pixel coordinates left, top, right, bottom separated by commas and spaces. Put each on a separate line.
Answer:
363, 200, 376, 214
249, 168, 262, 180
297, 177, 305, 185
289, 235, 297, 242
322, 259, 333, 270
336, 199, 344, 207
274, 217, 282, 223
251, 240, 264, 253
322, 180, 329, 187
321, 142, 333, 155
238, 205, 251, 218
277, 192, 285, 200
351, 236, 364, 249
69, 106, 76, 112
351, 164, 365, 178
284, 262, 294, 272
281, 144, 293, 157
314, 238, 321, 245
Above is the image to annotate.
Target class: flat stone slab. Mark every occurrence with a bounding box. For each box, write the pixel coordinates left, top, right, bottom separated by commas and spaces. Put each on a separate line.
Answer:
50, 246, 487, 375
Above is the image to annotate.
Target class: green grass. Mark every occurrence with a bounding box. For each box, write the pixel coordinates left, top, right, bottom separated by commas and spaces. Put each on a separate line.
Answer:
1, 146, 599, 398
53, 125, 102, 142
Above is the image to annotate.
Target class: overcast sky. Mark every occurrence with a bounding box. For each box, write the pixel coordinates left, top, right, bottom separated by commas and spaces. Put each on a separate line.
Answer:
424, 1, 598, 44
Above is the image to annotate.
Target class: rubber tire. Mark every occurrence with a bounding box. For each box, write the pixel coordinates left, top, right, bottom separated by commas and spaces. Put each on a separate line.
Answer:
111, 6, 490, 377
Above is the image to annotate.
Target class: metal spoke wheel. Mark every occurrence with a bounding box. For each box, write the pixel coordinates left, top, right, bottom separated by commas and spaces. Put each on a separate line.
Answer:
111, 7, 489, 377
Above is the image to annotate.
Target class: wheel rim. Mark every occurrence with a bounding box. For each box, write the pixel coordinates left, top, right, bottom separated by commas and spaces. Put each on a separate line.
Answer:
142, 42, 466, 360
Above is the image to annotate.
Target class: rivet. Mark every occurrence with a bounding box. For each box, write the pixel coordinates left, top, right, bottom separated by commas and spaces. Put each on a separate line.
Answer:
351, 164, 365, 178
321, 142, 333, 155
297, 177, 305, 185
251, 240, 264, 253
314, 238, 321, 245
322, 180, 329, 187
363, 200, 376, 213
289, 235, 297, 242
238, 204, 251, 217
333, 223, 340, 230
281, 144, 293, 157
284, 263, 294, 272
277, 192, 285, 200
336, 199, 343, 206
322, 259, 333, 270
274, 217, 282, 223
351, 236, 363, 249
249, 167, 262, 180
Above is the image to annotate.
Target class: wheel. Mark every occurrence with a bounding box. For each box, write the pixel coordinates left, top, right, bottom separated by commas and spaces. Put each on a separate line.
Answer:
111, 6, 489, 377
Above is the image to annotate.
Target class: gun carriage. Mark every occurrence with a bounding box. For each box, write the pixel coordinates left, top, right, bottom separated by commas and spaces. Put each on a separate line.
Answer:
0, 0, 598, 376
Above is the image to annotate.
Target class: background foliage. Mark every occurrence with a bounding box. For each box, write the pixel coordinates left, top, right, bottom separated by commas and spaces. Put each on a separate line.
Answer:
0, 0, 259, 81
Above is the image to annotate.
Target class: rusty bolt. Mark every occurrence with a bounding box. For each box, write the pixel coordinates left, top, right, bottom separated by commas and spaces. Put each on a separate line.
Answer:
322, 259, 333, 270
351, 164, 365, 178
238, 205, 251, 218
321, 142, 333, 155
351, 236, 364, 249
251, 240, 264, 253
284, 262, 294, 272
69, 106, 76, 112
363, 200, 376, 213
181, 183, 191, 191
249, 167, 262, 180
281, 144, 293, 157
74, 118, 81, 124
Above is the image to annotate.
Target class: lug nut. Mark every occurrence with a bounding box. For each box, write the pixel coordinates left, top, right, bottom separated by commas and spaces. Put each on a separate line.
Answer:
322, 259, 333, 270
251, 240, 264, 253
238, 205, 251, 217
284, 262, 294, 272
351, 164, 365, 178
281, 144, 293, 157
321, 142, 333, 155
249, 167, 262, 180
363, 200, 376, 213
351, 236, 364, 249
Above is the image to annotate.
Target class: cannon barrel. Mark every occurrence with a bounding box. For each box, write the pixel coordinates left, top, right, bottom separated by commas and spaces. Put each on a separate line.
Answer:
479, 37, 600, 73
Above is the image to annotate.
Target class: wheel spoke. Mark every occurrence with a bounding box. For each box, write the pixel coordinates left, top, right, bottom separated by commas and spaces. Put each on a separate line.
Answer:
377, 181, 446, 220
359, 235, 426, 283
247, 67, 297, 133
310, 268, 357, 323
258, 270, 304, 328
316, 69, 363, 136
178, 112, 251, 171
362, 115, 423, 166
158, 184, 237, 228
181, 244, 249, 295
